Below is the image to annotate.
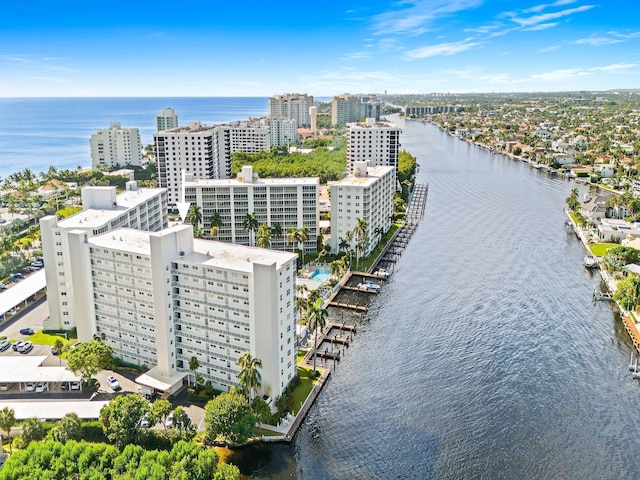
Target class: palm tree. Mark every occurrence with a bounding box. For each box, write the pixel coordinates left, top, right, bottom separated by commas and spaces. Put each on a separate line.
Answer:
338, 237, 349, 254
243, 212, 259, 246
0, 407, 16, 452
306, 298, 329, 375
352, 218, 368, 269
187, 204, 202, 227
209, 211, 223, 238
295, 226, 310, 265
286, 227, 298, 253
256, 223, 272, 249
237, 351, 263, 400
271, 223, 283, 249
189, 356, 200, 388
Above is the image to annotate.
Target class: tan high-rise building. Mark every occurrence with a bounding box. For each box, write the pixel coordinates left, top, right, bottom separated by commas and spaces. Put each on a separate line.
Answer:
268, 93, 313, 128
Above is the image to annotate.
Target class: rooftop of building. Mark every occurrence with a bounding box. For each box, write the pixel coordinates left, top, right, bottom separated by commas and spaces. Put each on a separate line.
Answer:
157, 122, 226, 134
333, 166, 395, 187
347, 119, 400, 130
89, 225, 297, 271
184, 176, 319, 187
58, 187, 165, 229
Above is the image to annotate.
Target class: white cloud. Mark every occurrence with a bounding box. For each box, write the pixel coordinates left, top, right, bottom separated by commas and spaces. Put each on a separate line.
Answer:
523, 22, 558, 31
531, 63, 636, 81
540, 45, 561, 52
371, 0, 483, 35
572, 31, 640, 46
503, 5, 594, 27
522, 0, 577, 14
339, 51, 372, 61
405, 38, 482, 59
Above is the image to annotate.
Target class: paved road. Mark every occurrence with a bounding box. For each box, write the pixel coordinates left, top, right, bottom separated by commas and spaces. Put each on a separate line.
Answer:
0, 296, 49, 340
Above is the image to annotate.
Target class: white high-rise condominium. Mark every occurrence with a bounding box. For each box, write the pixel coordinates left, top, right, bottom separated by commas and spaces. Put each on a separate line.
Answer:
40, 183, 168, 331
90, 122, 143, 169
156, 108, 179, 132
154, 122, 231, 209
331, 94, 380, 126
64, 224, 298, 398
346, 118, 401, 173
229, 121, 271, 153
330, 162, 395, 257
184, 165, 319, 252
263, 117, 298, 146
268, 93, 313, 128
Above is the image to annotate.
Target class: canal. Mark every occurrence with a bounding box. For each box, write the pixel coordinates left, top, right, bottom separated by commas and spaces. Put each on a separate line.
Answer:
237, 117, 640, 479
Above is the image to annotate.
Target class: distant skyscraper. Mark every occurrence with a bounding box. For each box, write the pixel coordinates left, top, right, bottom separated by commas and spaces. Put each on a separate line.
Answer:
310, 106, 317, 133
268, 93, 313, 128
331, 94, 380, 126
90, 122, 142, 169
154, 122, 231, 208
228, 121, 271, 153
264, 117, 298, 146
156, 108, 178, 132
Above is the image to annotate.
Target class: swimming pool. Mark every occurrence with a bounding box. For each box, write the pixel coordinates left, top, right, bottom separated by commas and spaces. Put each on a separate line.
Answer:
309, 268, 331, 282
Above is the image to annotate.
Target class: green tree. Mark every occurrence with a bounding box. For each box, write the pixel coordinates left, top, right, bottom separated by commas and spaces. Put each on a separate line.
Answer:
286, 227, 298, 254
204, 390, 256, 444
566, 187, 580, 212
237, 351, 263, 400
66, 340, 113, 384
99, 393, 149, 448
0, 407, 16, 452
256, 223, 272, 249
20, 417, 45, 444
214, 463, 241, 480
189, 355, 200, 387
51, 413, 82, 443
271, 223, 283, 248
209, 210, 223, 238
172, 406, 193, 435
187, 203, 203, 227
397, 150, 417, 184
243, 212, 259, 247
149, 399, 172, 430
306, 298, 329, 374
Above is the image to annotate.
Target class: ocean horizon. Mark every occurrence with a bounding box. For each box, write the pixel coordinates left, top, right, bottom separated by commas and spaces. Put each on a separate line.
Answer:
0, 96, 328, 180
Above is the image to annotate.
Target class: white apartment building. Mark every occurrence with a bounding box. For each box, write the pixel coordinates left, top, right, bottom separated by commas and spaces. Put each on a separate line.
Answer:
229, 121, 271, 153
331, 94, 380, 126
66, 224, 297, 398
40, 183, 168, 331
330, 162, 395, 257
346, 118, 401, 173
90, 122, 143, 169
263, 117, 298, 146
154, 122, 231, 209
156, 108, 179, 132
268, 93, 313, 128
184, 165, 319, 252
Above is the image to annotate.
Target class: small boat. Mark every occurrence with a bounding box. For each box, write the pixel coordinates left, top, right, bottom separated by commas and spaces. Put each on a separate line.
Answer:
584, 255, 598, 269
630, 352, 637, 372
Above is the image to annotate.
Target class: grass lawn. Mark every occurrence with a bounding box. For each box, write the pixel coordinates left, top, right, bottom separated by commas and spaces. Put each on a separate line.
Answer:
589, 243, 618, 257
27, 330, 69, 347
253, 427, 282, 437
291, 365, 318, 415
568, 211, 578, 225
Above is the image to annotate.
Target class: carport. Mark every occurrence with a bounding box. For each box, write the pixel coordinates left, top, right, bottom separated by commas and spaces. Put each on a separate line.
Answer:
0, 356, 81, 392
0, 270, 46, 321
136, 367, 187, 399
0, 400, 109, 420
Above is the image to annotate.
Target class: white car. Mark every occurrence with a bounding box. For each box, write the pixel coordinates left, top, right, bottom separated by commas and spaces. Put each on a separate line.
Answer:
25, 382, 35, 392
107, 375, 121, 391
165, 411, 174, 428
35, 383, 46, 393
70, 381, 81, 391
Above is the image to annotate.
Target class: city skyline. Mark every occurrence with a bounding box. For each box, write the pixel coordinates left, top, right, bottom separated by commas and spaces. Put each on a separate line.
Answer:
1, 0, 638, 97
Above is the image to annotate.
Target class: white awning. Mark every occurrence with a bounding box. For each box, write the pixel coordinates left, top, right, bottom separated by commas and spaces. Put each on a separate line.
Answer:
0, 357, 80, 383
136, 367, 186, 393
0, 269, 46, 316
0, 400, 109, 420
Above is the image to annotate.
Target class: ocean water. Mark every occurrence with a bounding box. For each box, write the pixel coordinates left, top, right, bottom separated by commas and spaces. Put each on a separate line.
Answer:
0, 97, 270, 180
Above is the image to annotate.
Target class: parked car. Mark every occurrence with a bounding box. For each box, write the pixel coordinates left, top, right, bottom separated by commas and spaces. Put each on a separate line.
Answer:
138, 413, 150, 428
31, 261, 43, 268
107, 375, 121, 391
25, 382, 35, 392
0, 282, 5, 290
60, 382, 69, 390
165, 411, 174, 428
12, 341, 25, 352
35, 383, 46, 393
0, 384, 9, 391
19, 341, 33, 354
20, 268, 31, 275
0, 339, 10, 352
70, 381, 81, 390
19, 327, 34, 336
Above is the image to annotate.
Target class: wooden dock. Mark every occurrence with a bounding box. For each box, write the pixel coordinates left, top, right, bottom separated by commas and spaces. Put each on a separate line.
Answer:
329, 322, 357, 333
328, 301, 367, 312
316, 349, 341, 360
342, 285, 378, 294
623, 316, 640, 353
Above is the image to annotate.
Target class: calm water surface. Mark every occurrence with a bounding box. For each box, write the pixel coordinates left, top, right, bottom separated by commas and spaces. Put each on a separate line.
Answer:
236, 118, 640, 479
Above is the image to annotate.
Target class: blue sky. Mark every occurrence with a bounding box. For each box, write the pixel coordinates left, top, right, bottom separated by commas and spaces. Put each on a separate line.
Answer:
1, 0, 638, 96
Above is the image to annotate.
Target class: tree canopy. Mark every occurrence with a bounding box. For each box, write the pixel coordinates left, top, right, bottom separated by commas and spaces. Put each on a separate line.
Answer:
66, 340, 113, 384
204, 390, 256, 444
99, 393, 149, 448
0, 440, 239, 480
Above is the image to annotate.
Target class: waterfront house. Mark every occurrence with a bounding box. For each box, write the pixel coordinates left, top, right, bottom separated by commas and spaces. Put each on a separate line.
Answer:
597, 218, 640, 242
580, 194, 610, 222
